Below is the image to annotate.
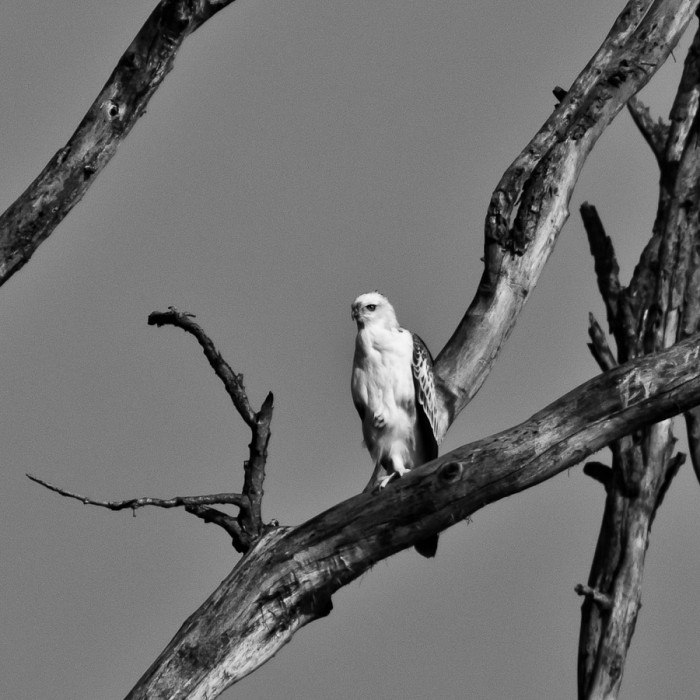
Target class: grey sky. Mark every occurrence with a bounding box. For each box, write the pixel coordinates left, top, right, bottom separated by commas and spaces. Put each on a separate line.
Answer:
1, 2, 699, 699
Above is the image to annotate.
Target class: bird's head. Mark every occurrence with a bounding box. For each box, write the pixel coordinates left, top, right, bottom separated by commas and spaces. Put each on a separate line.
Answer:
351, 292, 399, 330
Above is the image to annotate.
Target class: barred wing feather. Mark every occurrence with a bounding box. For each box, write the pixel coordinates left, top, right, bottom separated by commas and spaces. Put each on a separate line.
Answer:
411, 333, 446, 444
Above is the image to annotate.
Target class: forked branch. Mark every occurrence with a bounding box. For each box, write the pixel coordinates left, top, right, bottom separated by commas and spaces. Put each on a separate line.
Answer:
577, 17, 700, 700
434, 0, 699, 422
31, 307, 273, 553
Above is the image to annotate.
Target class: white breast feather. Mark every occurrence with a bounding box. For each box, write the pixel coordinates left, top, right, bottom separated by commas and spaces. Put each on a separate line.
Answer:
352, 325, 425, 489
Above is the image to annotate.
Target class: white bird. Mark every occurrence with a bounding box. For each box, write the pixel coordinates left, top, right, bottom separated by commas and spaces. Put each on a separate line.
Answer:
350, 292, 445, 557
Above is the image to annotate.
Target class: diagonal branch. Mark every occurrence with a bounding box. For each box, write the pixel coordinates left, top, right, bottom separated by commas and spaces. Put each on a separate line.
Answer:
434, 0, 698, 423
587, 312, 618, 372
627, 96, 669, 165
148, 307, 258, 427
124, 332, 700, 699
0, 0, 240, 288
183, 505, 244, 545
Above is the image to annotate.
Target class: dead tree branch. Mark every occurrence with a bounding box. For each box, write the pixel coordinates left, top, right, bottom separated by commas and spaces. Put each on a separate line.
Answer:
0, 0, 240, 289
146, 307, 273, 550
434, 0, 699, 425
578, 17, 700, 700
581, 204, 621, 336
627, 96, 669, 164
25, 474, 246, 511
13, 2, 699, 698
25, 474, 247, 543
31, 308, 276, 552
588, 312, 619, 372
124, 334, 700, 699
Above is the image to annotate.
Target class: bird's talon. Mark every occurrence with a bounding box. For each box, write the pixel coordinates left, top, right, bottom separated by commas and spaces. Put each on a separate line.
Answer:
372, 412, 386, 428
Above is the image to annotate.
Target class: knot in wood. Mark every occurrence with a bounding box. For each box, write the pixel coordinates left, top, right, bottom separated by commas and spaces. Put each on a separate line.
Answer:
438, 461, 463, 483
105, 99, 124, 120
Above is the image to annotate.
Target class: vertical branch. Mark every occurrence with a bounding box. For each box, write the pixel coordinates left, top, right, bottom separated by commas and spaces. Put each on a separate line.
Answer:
577, 18, 700, 700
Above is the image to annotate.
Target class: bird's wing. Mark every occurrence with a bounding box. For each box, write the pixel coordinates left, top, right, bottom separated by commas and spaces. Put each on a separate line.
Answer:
411, 333, 446, 444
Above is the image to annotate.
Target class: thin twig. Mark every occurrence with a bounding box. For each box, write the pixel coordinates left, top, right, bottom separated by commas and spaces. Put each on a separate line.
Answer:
26, 473, 246, 511
148, 307, 257, 427
627, 97, 669, 165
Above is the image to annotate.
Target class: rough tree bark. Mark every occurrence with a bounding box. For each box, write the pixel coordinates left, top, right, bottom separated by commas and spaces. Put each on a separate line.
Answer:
0, 0, 240, 287
7, 1, 699, 699
577, 20, 700, 699
119, 331, 700, 700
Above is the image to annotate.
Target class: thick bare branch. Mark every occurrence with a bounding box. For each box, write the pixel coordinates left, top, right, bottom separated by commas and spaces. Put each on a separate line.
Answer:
124, 333, 700, 699
578, 18, 700, 700
0, 0, 239, 288
434, 0, 698, 422
664, 23, 700, 163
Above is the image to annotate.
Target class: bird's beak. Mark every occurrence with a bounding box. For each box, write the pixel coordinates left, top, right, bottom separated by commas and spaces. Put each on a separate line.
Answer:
351, 307, 360, 322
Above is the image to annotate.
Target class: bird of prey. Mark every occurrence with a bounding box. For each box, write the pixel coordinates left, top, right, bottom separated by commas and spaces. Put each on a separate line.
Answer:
350, 292, 445, 557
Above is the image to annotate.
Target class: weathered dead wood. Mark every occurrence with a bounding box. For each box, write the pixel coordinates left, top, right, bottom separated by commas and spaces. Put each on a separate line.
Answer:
31, 307, 274, 553
0, 0, 239, 288
124, 334, 700, 699
147, 308, 274, 548
627, 96, 669, 165
435, 0, 699, 423
578, 16, 700, 700
12, 2, 699, 698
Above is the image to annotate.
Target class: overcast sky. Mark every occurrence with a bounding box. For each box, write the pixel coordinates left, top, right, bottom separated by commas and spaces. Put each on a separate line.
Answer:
2, 2, 699, 699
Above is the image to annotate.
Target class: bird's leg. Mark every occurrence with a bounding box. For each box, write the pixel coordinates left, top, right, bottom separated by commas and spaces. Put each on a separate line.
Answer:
389, 451, 410, 479
375, 452, 409, 490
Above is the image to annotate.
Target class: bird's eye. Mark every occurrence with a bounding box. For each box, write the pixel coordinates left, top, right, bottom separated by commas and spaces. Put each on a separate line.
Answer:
366, 304, 376, 311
